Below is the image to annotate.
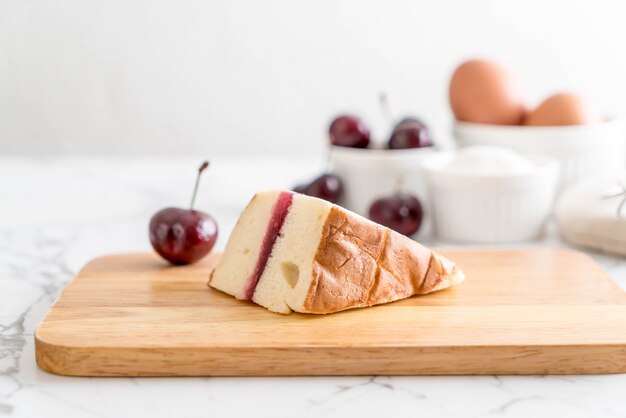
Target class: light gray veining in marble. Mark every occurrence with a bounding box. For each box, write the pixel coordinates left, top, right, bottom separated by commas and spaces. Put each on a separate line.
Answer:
1, 157, 626, 418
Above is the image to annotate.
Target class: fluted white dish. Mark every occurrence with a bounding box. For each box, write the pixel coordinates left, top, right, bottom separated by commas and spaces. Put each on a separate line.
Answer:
425, 152, 559, 243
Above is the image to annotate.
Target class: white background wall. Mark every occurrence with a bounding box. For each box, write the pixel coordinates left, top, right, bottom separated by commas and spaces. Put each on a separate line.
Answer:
2, 0, 626, 156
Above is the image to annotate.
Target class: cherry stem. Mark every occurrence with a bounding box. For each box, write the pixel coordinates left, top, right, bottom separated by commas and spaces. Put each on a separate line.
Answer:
190, 161, 209, 210
379, 92, 394, 125
324, 144, 334, 174
394, 175, 405, 194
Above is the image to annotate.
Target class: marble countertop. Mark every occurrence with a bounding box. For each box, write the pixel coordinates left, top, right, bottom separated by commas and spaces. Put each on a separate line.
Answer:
2, 156, 626, 418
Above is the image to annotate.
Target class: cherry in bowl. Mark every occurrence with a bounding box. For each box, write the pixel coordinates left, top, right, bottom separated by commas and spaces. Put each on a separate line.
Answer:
329, 115, 370, 149
293, 173, 343, 204
388, 118, 432, 150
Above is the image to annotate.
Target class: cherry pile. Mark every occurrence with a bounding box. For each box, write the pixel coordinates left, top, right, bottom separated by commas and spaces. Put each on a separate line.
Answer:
294, 102, 431, 236
330, 114, 432, 150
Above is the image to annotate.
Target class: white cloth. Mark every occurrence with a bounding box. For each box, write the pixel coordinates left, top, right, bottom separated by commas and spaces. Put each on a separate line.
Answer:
556, 177, 626, 256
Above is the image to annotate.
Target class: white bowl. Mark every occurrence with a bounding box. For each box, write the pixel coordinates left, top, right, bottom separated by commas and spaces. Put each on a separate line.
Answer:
330, 145, 438, 238
454, 119, 625, 192
425, 153, 559, 243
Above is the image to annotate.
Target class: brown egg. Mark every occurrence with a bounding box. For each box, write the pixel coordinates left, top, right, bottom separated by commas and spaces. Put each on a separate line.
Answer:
524, 93, 603, 126
449, 59, 526, 125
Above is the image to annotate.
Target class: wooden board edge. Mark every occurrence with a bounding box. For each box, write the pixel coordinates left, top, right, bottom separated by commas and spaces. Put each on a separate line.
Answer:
34, 338, 626, 377
78, 252, 162, 271
35, 333, 64, 376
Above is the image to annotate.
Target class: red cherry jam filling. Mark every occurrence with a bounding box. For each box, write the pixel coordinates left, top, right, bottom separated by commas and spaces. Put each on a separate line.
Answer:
244, 191, 294, 300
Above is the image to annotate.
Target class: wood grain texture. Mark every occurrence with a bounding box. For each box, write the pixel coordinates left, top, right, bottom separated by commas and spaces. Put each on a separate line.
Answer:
35, 249, 626, 376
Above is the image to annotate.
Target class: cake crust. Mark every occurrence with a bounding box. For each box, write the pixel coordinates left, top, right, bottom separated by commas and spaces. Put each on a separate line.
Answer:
301, 207, 463, 314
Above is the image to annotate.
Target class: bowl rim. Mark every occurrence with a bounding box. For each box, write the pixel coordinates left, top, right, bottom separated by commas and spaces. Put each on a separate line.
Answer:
330, 144, 439, 161
453, 116, 621, 133
330, 144, 437, 153
423, 150, 560, 182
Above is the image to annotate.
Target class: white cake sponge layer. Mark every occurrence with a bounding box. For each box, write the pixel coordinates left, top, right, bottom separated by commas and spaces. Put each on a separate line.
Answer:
210, 190, 281, 299
253, 193, 332, 313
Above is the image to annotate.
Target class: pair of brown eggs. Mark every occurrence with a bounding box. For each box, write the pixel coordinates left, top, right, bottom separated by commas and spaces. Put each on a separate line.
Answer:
449, 59, 604, 126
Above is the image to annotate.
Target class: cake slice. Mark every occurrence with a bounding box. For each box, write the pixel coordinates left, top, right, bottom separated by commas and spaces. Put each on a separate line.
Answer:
209, 190, 464, 314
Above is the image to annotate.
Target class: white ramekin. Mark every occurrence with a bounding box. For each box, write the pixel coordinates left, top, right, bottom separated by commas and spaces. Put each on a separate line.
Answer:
453, 119, 625, 193
424, 153, 560, 243
330, 145, 438, 238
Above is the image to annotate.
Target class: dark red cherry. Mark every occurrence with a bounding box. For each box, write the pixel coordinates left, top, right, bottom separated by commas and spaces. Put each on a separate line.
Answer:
394, 117, 426, 130
149, 161, 218, 265
369, 193, 423, 236
389, 118, 432, 149
149, 208, 218, 265
293, 174, 343, 204
329, 115, 370, 148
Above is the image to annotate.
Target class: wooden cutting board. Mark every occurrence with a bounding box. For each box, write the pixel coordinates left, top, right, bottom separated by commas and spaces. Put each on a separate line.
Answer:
35, 249, 626, 376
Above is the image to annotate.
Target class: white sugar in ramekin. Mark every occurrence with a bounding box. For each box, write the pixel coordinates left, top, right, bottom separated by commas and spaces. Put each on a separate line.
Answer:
425, 150, 559, 243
